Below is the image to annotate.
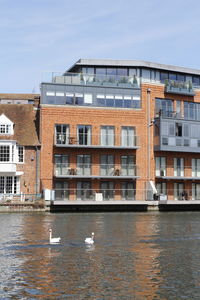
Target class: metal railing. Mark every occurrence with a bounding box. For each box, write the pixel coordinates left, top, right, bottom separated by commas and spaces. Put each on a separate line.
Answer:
155, 165, 200, 178
49, 72, 140, 88
55, 133, 139, 147
54, 164, 138, 177
53, 188, 200, 201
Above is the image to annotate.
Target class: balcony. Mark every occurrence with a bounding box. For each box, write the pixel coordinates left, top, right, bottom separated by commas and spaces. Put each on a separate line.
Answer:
155, 166, 200, 180
154, 114, 200, 153
0, 163, 16, 173
54, 163, 139, 179
50, 72, 140, 89
165, 80, 195, 96
54, 133, 139, 149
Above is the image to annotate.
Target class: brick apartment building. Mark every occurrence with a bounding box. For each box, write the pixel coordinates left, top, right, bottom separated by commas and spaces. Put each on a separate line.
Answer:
0, 94, 40, 200
40, 59, 200, 201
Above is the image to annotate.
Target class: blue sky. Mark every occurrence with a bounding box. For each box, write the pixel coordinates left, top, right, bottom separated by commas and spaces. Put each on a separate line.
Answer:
1, 0, 200, 93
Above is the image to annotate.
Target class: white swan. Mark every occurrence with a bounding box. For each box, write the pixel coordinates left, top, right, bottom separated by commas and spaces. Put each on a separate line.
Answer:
49, 228, 61, 244
85, 232, 94, 245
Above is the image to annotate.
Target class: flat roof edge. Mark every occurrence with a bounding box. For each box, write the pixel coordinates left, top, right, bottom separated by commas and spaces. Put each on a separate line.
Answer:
67, 59, 200, 76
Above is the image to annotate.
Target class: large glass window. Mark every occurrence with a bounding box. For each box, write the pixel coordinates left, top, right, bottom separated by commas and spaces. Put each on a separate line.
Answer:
121, 126, 135, 146
174, 183, 184, 200
55, 124, 69, 145
101, 126, 114, 146
174, 158, 184, 177
121, 155, 135, 176
77, 125, 91, 145
100, 155, 114, 176
77, 155, 91, 175
100, 181, 114, 200
155, 98, 173, 117
155, 157, 166, 176
192, 159, 200, 177
77, 181, 92, 200
55, 182, 69, 200
192, 183, 200, 200
121, 182, 135, 200
55, 155, 69, 176
156, 182, 167, 197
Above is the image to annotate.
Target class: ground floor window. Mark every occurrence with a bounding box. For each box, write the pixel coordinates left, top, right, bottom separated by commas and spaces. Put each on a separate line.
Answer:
156, 182, 167, 196
77, 181, 92, 200
0, 176, 19, 194
174, 183, 185, 200
192, 183, 200, 200
55, 182, 69, 200
100, 181, 114, 200
121, 182, 135, 200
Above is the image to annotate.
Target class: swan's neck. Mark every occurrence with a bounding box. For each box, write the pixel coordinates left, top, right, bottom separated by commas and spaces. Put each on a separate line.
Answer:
49, 231, 52, 240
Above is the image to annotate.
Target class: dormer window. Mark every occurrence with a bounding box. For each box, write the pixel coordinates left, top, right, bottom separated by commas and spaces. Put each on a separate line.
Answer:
0, 124, 11, 134
0, 114, 14, 135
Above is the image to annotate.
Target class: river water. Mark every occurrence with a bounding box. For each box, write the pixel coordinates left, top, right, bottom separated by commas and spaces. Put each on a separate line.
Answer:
1, 212, 200, 299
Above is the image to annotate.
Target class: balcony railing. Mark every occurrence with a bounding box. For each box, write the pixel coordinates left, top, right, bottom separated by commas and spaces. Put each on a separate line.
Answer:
165, 80, 195, 96
54, 163, 138, 177
54, 188, 137, 201
55, 133, 139, 148
49, 72, 140, 89
155, 165, 200, 178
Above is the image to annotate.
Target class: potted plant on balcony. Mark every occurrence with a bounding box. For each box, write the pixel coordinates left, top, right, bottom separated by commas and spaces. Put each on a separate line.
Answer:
188, 80, 193, 91
118, 76, 131, 88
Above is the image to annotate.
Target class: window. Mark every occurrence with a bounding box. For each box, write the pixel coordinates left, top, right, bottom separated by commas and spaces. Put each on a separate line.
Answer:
66, 93, 74, 105
0, 124, 11, 134
0, 176, 18, 194
77, 155, 91, 175
121, 126, 136, 146
122, 156, 135, 175
77, 181, 92, 200
0, 145, 10, 162
77, 125, 91, 145
121, 182, 135, 200
162, 137, 168, 145
192, 159, 200, 177
55, 124, 69, 145
18, 146, 24, 163
155, 98, 173, 117
174, 158, 184, 177
175, 123, 182, 136
100, 155, 114, 176
174, 183, 184, 200
100, 182, 114, 200
54, 155, 69, 176
55, 182, 69, 200
101, 126, 114, 146
192, 183, 200, 200
155, 157, 166, 176
156, 182, 167, 197
121, 155, 135, 176
75, 93, 84, 105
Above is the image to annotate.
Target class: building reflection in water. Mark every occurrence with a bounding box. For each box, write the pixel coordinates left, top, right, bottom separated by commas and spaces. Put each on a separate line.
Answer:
10, 213, 166, 299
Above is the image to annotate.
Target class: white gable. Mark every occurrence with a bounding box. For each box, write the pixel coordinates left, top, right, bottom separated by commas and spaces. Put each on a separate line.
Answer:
0, 114, 13, 125
0, 114, 14, 135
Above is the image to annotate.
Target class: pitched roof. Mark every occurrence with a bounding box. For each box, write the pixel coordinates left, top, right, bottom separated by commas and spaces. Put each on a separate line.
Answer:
0, 105, 40, 146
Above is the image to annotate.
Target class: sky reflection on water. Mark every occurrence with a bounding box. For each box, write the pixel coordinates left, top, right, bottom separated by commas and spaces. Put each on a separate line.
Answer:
1, 212, 200, 299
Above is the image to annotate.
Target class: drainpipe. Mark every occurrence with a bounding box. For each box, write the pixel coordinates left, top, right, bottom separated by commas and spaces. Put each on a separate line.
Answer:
147, 88, 151, 181
35, 146, 40, 195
